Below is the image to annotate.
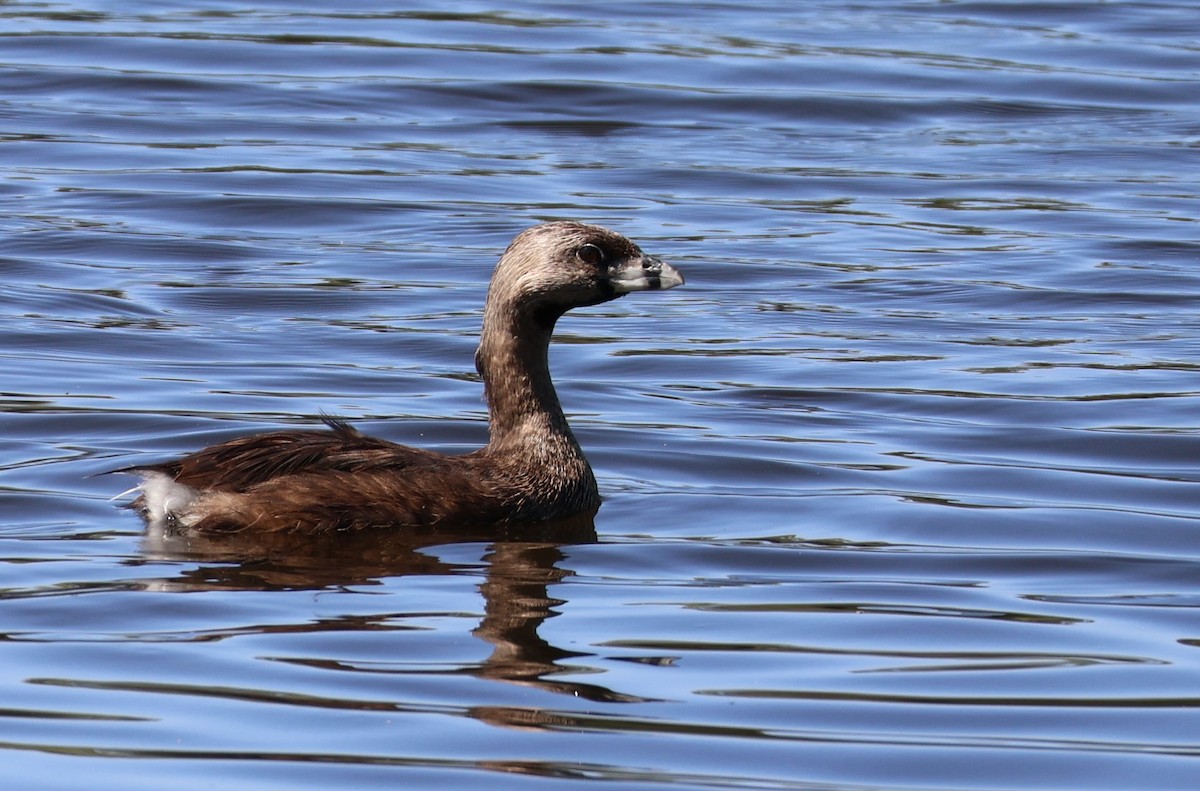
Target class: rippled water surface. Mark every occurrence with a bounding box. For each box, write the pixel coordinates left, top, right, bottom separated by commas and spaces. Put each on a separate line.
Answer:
3, 2, 1199, 789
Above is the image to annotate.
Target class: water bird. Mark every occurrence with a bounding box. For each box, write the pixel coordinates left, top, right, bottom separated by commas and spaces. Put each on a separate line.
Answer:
117, 221, 684, 535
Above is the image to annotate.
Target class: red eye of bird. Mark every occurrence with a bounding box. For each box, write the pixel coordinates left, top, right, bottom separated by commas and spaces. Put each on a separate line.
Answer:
576, 243, 604, 266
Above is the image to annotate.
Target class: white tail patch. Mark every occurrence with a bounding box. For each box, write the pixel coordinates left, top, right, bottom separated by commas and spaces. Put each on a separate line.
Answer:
134, 471, 199, 526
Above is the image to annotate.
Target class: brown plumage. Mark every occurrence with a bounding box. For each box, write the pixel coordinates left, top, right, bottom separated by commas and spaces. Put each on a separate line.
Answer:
119, 221, 684, 535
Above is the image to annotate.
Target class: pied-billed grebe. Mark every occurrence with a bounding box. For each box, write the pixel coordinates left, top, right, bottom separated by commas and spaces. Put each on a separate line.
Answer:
119, 221, 684, 534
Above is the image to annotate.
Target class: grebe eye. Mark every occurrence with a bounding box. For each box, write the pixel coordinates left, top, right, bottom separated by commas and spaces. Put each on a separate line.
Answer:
576, 243, 604, 266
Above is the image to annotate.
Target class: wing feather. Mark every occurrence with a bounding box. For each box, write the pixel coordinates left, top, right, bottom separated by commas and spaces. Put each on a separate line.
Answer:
119, 418, 447, 492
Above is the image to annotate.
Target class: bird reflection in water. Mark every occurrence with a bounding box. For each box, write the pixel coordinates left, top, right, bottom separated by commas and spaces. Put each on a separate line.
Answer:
134, 513, 650, 720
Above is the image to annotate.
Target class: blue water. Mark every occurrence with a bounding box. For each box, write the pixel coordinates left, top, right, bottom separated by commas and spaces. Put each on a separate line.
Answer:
2, 2, 1199, 789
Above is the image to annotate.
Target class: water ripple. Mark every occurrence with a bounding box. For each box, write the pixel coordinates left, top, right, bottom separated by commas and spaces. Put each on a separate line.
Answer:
3, 1, 1200, 790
